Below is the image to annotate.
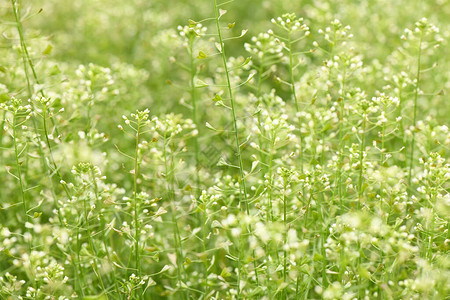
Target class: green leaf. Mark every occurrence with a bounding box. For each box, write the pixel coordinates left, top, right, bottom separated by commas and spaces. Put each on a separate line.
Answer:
49, 65, 61, 75
42, 44, 53, 55
220, 268, 231, 277
194, 78, 208, 88
2, 249, 13, 257
184, 257, 192, 266
358, 266, 371, 279
320, 123, 332, 133
243, 57, 251, 66
205, 122, 217, 131
194, 203, 205, 213
188, 19, 198, 27
197, 50, 207, 59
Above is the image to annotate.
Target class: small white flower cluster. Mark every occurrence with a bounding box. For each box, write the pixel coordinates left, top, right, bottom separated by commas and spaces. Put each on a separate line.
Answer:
244, 32, 283, 59
152, 113, 196, 139
415, 153, 449, 200
118, 108, 151, 132
401, 18, 442, 45
271, 13, 310, 36
177, 22, 207, 40
317, 19, 353, 47
370, 93, 399, 126
0, 97, 32, 116
0, 272, 26, 296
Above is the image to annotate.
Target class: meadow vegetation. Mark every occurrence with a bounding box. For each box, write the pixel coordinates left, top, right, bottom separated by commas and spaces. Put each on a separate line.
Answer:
0, 0, 449, 299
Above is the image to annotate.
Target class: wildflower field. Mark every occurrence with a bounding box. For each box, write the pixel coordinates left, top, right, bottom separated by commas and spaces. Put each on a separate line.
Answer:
0, 0, 449, 299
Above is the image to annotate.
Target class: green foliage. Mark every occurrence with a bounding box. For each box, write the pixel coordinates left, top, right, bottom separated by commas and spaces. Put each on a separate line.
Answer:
0, 0, 449, 299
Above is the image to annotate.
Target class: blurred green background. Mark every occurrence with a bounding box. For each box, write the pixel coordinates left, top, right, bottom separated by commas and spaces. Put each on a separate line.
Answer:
2, 0, 447, 114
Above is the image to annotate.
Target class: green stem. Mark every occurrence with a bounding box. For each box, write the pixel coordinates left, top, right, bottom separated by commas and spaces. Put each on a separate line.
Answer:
288, 30, 304, 174
0, 112, 5, 201
189, 37, 201, 194
163, 136, 188, 299
189, 37, 209, 295
213, 0, 249, 214
133, 119, 141, 277
82, 183, 106, 291
12, 111, 26, 217
283, 177, 288, 299
380, 104, 386, 214
202, 202, 209, 297
12, 0, 67, 197
408, 30, 423, 188
213, 2, 258, 295
256, 51, 267, 181
337, 66, 347, 213
357, 115, 367, 208
267, 137, 274, 222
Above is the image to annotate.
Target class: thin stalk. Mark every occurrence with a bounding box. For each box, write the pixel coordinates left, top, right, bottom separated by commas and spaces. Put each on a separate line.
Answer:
11, 4, 70, 269
357, 115, 367, 209
12, 15, 74, 293
11, 0, 67, 197
213, 0, 249, 214
282, 177, 288, 299
256, 49, 267, 179
427, 192, 436, 262
76, 228, 86, 297
189, 36, 209, 296
133, 119, 142, 277
0, 112, 5, 201
202, 201, 209, 297
380, 104, 386, 213
189, 37, 201, 193
42, 104, 72, 199
11, 0, 45, 99
288, 31, 300, 115
12, 111, 27, 217
288, 30, 304, 173
91, 169, 120, 294
82, 186, 106, 291
213, 1, 258, 295
336, 66, 347, 212
163, 136, 188, 299
408, 30, 423, 188
397, 84, 407, 167
267, 137, 275, 222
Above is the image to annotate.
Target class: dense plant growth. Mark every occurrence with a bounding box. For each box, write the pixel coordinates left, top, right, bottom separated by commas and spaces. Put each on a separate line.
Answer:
0, 0, 449, 299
